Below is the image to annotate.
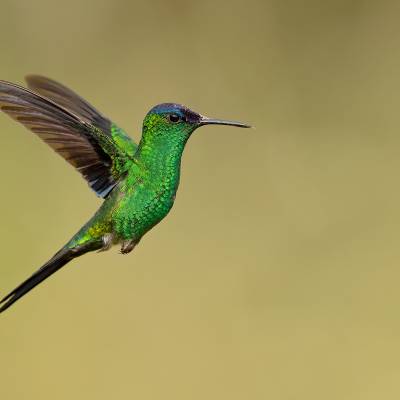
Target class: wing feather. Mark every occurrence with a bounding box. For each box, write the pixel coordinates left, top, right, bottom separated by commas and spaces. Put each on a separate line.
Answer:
25, 75, 138, 157
0, 80, 129, 197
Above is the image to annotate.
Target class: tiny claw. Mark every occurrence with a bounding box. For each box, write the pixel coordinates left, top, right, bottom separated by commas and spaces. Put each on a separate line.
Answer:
120, 240, 137, 254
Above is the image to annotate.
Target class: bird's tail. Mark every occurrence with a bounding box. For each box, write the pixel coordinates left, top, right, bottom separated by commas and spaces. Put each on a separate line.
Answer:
0, 240, 102, 314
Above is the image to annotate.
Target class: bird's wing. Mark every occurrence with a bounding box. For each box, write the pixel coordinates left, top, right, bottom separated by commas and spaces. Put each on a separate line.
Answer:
25, 75, 138, 159
0, 80, 136, 198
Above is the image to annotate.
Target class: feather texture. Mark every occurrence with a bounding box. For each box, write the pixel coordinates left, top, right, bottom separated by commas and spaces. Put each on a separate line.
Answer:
0, 239, 103, 313
0, 80, 135, 197
25, 75, 138, 157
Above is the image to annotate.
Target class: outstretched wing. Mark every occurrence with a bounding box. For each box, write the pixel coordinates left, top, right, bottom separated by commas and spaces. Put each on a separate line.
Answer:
0, 80, 135, 198
25, 75, 137, 158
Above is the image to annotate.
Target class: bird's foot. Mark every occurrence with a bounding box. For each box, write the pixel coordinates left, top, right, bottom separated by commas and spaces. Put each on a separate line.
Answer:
120, 239, 137, 255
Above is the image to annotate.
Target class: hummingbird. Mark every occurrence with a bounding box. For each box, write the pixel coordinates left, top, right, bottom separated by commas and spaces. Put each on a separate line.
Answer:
0, 76, 250, 313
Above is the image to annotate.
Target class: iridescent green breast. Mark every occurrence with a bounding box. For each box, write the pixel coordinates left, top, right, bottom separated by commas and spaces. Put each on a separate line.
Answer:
113, 170, 179, 241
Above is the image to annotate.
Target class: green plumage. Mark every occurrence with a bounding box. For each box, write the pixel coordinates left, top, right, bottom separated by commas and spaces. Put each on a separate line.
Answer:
0, 76, 250, 313
70, 112, 191, 248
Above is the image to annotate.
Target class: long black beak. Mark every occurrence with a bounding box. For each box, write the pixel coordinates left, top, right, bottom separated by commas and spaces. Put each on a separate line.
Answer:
200, 116, 251, 128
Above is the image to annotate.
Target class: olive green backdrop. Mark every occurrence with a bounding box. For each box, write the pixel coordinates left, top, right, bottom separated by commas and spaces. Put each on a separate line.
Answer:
1, 0, 400, 399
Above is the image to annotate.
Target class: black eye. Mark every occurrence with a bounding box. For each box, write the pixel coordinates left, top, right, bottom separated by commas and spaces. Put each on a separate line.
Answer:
168, 114, 180, 123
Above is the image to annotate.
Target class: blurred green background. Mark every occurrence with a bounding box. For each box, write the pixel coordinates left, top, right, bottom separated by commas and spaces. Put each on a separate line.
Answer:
1, 0, 400, 399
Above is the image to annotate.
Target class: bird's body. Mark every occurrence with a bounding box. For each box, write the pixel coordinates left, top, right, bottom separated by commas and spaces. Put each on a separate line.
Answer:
69, 130, 183, 253
0, 76, 250, 313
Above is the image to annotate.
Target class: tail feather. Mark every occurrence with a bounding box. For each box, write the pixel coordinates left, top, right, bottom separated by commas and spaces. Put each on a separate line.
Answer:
0, 240, 102, 314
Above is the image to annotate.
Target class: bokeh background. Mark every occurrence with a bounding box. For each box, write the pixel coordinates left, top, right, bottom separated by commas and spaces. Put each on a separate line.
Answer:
1, 0, 400, 399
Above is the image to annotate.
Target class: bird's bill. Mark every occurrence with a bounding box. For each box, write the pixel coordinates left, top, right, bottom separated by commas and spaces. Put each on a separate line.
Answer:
200, 116, 251, 128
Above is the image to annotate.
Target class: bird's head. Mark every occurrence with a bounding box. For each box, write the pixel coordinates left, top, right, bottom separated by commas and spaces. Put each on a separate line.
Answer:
142, 103, 250, 145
